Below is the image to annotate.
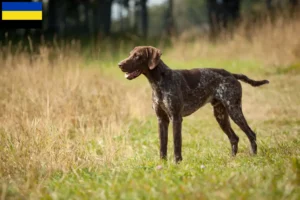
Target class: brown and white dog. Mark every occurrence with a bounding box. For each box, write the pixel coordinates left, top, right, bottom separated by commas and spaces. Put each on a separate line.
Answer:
118, 46, 269, 163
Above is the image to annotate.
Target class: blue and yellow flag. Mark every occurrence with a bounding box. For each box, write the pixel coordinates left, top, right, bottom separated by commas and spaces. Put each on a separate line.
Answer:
1, 1, 43, 28
2, 2, 42, 20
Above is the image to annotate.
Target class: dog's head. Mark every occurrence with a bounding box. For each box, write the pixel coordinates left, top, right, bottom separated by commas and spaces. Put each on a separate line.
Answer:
118, 46, 162, 80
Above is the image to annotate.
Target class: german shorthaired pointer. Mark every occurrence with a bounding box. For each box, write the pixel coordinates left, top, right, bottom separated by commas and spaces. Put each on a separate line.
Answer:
118, 46, 269, 163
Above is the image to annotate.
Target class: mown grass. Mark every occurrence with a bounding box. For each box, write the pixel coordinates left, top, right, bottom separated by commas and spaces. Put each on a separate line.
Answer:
1, 17, 300, 199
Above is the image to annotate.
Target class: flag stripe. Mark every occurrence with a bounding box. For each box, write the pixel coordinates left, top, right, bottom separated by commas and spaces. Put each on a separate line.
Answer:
2, 11, 42, 20
2, 2, 42, 11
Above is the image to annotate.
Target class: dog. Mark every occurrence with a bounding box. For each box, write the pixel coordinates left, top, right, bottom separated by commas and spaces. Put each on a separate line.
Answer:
118, 46, 269, 163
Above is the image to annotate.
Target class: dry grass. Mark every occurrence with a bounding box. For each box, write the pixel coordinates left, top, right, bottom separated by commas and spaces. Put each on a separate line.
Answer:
170, 16, 300, 68
0, 17, 299, 199
0, 46, 151, 197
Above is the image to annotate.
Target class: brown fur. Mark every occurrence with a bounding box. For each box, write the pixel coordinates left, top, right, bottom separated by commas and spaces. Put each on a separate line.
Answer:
118, 46, 269, 163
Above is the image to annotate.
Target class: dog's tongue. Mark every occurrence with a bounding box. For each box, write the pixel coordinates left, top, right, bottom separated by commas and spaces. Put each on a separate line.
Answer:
125, 70, 141, 80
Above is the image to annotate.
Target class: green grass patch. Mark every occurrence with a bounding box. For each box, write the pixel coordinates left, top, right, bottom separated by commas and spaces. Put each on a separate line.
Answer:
39, 118, 300, 199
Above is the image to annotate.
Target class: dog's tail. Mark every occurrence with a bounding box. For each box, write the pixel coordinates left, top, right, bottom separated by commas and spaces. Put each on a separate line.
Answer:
233, 74, 269, 87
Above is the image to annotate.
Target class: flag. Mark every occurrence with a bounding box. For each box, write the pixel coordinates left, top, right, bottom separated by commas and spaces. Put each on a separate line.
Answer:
1, 1, 43, 28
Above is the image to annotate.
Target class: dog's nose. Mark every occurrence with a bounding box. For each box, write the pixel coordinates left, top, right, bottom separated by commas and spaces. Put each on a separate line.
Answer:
118, 62, 123, 67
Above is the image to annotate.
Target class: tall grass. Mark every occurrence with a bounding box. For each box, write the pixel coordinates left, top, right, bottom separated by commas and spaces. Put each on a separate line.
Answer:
0, 44, 153, 197
169, 16, 300, 68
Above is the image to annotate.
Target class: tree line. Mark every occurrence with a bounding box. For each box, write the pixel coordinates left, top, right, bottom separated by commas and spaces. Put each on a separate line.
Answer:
0, 0, 299, 40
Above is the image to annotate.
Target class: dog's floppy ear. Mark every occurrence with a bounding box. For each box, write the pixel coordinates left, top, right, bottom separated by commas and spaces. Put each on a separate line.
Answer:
147, 47, 162, 70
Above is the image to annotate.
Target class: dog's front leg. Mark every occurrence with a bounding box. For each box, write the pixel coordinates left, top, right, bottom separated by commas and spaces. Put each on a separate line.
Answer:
154, 104, 170, 160
158, 117, 169, 160
172, 115, 183, 163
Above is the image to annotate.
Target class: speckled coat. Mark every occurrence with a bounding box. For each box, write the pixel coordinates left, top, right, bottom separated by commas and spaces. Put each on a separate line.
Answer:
118, 46, 269, 163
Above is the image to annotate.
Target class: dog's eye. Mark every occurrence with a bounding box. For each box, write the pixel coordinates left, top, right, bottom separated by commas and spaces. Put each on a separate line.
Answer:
135, 55, 140, 60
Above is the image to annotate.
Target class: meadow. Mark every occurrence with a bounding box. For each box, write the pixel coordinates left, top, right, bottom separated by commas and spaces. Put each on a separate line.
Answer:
0, 18, 300, 199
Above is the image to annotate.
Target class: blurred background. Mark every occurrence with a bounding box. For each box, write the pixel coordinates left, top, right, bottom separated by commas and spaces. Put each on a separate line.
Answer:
0, 0, 299, 40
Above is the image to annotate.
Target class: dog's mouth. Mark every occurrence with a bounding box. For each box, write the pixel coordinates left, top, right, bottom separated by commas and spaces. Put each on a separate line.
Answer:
124, 69, 142, 80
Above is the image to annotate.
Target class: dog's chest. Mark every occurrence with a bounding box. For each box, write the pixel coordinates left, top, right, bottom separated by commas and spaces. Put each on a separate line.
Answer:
152, 90, 170, 108
152, 87, 181, 114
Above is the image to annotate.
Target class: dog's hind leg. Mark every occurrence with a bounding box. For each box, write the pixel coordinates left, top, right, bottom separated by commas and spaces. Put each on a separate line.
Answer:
212, 101, 239, 156
227, 105, 257, 155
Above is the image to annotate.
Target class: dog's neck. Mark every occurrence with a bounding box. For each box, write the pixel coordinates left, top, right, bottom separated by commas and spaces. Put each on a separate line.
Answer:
143, 60, 172, 89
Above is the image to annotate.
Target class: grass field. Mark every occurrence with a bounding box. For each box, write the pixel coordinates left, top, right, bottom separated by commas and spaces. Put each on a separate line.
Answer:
1, 18, 300, 199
